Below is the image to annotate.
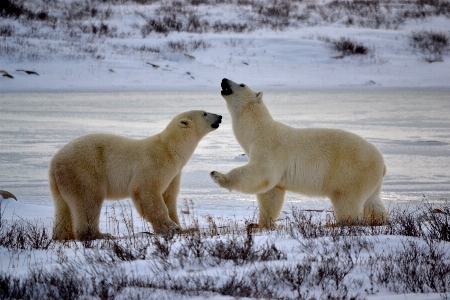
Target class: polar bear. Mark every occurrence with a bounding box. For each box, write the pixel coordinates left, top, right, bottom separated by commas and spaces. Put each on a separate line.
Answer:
210, 78, 387, 227
50, 110, 222, 240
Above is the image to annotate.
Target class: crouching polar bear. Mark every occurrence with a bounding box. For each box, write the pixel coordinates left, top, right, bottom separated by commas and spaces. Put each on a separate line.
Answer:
50, 110, 222, 240
210, 78, 387, 227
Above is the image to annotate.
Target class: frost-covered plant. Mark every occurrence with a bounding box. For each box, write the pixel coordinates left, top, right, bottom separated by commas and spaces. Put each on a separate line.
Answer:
332, 37, 369, 56
1, 199, 450, 299
0, 24, 15, 37
409, 30, 449, 62
165, 39, 211, 53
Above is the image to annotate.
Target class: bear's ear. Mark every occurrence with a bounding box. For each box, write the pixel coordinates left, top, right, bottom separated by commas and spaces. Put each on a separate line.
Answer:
179, 118, 191, 128
256, 92, 263, 103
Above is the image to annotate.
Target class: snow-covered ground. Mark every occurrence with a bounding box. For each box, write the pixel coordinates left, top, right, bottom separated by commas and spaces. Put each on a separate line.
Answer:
1, 0, 450, 299
1, 0, 450, 91
1, 88, 449, 299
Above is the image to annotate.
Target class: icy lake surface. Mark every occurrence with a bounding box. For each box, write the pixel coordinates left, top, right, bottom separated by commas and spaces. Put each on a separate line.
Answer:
1, 88, 449, 222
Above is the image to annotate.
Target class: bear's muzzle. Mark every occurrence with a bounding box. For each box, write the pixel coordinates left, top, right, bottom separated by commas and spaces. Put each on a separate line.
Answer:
211, 114, 222, 129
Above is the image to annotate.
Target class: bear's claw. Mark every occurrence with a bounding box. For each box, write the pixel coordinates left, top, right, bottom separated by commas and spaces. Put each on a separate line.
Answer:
210, 171, 231, 191
154, 225, 180, 236
210, 171, 221, 184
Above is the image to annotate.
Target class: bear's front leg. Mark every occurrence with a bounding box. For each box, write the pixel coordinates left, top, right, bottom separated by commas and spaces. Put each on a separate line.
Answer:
163, 173, 182, 226
131, 186, 181, 235
210, 163, 279, 194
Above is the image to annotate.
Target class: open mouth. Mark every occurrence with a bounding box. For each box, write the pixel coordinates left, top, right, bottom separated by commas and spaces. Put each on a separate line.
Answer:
221, 79, 233, 96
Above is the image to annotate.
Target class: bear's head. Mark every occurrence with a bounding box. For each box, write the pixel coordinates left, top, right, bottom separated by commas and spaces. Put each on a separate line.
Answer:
175, 110, 222, 139
220, 78, 263, 110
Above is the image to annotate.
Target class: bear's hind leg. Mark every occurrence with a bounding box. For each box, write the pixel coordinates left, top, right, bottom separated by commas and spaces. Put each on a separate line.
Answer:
257, 187, 286, 229
50, 174, 75, 240
363, 184, 388, 225
330, 190, 365, 225
52, 193, 75, 240
68, 194, 107, 240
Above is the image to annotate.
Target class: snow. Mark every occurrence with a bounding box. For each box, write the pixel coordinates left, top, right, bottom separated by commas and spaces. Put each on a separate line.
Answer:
1, 0, 450, 298
1, 88, 449, 299
1, 2, 450, 91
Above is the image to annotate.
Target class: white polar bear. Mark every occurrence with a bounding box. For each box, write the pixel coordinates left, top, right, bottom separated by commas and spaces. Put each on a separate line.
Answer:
210, 78, 387, 227
50, 110, 222, 240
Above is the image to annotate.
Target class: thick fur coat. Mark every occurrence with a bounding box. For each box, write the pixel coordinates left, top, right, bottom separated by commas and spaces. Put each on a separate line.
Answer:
50, 110, 221, 240
211, 79, 387, 227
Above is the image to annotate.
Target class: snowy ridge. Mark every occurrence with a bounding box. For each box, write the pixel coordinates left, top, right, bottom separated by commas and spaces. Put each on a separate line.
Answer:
1, 0, 450, 92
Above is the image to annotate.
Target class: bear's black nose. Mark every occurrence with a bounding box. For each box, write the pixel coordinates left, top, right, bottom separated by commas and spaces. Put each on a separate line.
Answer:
211, 115, 222, 129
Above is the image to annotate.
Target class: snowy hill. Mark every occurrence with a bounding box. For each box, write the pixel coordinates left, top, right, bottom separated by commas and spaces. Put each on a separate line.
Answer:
1, 0, 450, 92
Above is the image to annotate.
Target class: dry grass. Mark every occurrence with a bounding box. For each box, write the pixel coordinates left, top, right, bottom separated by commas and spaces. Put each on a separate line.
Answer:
1, 198, 450, 299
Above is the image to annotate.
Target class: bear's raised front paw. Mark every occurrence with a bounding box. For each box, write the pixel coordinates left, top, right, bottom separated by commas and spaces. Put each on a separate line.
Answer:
210, 171, 224, 185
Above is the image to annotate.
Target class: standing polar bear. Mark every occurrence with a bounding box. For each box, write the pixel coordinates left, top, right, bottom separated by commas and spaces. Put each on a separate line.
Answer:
50, 110, 222, 240
210, 78, 387, 227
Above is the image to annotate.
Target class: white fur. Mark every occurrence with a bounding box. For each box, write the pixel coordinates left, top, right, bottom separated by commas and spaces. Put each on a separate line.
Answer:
50, 110, 221, 240
211, 79, 387, 227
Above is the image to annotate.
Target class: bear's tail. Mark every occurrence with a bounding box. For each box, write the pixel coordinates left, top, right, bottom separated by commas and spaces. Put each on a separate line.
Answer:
48, 167, 61, 204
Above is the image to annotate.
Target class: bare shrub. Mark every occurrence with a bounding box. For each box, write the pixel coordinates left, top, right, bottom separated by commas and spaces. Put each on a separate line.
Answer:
288, 206, 330, 240
0, 24, 15, 36
206, 230, 286, 265
212, 21, 250, 33
425, 204, 450, 242
374, 236, 450, 294
0, 218, 54, 250
80, 22, 118, 37
166, 40, 189, 53
253, 0, 293, 30
184, 11, 209, 33
63, 0, 113, 22
410, 30, 449, 62
133, 45, 160, 53
332, 37, 369, 56
0, 0, 54, 24
0, 0, 32, 19
165, 39, 211, 53
141, 18, 167, 36
273, 262, 312, 294
151, 234, 175, 259
130, 0, 160, 4
401, 0, 450, 19
2, 197, 450, 299
140, 7, 208, 37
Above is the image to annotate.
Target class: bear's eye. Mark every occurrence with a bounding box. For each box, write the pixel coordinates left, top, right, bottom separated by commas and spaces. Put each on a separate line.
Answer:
203, 112, 207, 116
239, 84, 245, 87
